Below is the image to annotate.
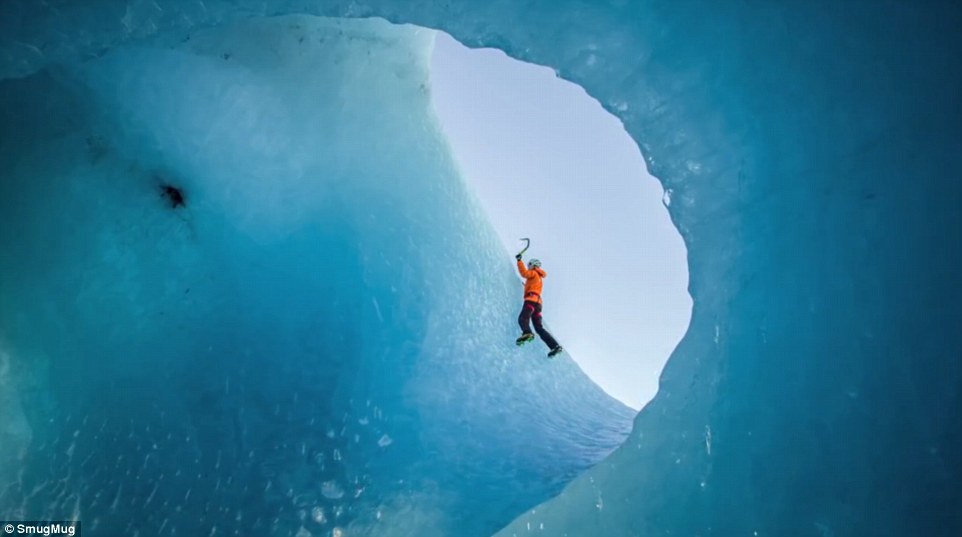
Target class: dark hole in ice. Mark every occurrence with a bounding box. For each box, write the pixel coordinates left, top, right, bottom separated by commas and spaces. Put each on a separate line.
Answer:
161, 184, 186, 209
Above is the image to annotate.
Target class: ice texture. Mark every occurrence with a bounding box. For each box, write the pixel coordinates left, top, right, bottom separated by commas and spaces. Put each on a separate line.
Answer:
2, 1, 962, 537
0, 15, 632, 537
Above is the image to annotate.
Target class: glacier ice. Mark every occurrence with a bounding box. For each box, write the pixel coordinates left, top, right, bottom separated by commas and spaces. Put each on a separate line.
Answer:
2, 1, 961, 537
0, 14, 632, 537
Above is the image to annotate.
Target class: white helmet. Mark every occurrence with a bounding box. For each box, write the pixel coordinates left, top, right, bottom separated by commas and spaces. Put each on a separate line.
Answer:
528, 258, 542, 268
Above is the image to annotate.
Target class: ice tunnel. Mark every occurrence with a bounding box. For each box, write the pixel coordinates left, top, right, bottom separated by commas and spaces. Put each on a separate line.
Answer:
1, 1, 961, 537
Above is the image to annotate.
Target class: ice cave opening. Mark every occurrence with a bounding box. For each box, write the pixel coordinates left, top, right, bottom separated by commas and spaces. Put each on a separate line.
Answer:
428, 31, 692, 410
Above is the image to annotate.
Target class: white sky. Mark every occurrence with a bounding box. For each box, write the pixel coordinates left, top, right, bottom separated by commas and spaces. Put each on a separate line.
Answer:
429, 32, 691, 409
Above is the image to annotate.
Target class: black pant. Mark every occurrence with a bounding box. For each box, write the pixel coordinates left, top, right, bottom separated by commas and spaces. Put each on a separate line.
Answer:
518, 300, 560, 349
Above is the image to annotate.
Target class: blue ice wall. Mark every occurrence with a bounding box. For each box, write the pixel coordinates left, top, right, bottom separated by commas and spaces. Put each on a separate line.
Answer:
0, 14, 633, 537
2, 1, 962, 537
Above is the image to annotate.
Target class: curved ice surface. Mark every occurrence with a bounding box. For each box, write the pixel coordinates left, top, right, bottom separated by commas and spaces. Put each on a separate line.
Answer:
0, 15, 632, 537
2, 1, 961, 537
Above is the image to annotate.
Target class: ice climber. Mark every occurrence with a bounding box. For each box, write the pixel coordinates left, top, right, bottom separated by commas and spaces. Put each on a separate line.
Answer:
515, 254, 564, 358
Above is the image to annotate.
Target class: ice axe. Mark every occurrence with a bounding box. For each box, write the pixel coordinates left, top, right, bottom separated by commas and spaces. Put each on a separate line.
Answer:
516, 238, 531, 259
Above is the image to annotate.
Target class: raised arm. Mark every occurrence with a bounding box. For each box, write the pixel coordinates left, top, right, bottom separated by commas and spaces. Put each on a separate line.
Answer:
517, 259, 533, 278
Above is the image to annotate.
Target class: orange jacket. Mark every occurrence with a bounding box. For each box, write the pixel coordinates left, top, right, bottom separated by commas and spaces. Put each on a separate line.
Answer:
517, 260, 546, 304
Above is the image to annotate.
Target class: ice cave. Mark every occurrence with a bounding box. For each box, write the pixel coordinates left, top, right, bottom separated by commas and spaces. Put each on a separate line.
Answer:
0, 1, 959, 537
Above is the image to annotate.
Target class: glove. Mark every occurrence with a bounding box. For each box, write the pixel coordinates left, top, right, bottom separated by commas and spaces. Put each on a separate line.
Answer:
515, 254, 523, 261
